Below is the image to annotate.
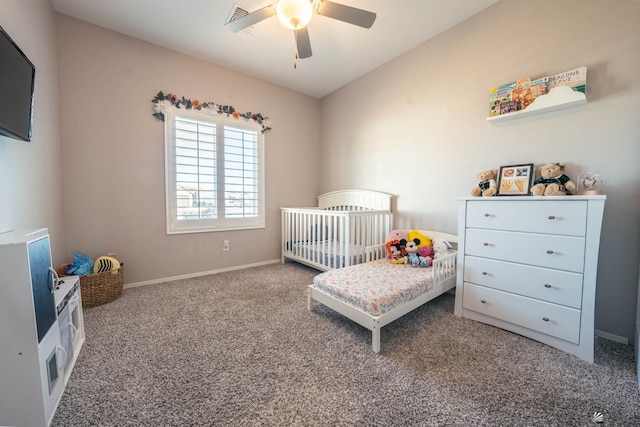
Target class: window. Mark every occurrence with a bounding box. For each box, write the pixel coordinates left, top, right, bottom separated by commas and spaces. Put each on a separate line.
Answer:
164, 108, 265, 234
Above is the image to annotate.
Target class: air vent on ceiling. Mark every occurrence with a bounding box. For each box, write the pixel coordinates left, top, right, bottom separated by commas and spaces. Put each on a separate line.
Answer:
226, 4, 256, 34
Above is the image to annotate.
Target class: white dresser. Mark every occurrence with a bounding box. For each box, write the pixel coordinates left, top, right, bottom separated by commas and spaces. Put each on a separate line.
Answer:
454, 196, 606, 362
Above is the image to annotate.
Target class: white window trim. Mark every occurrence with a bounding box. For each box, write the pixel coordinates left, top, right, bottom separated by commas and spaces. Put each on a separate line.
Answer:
164, 107, 265, 234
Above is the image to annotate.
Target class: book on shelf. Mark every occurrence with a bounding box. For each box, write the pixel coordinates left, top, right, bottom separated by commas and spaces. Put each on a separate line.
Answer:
488, 81, 517, 117
488, 76, 550, 116
499, 100, 518, 115
512, 76, 549, 110
548, 66, 587, 93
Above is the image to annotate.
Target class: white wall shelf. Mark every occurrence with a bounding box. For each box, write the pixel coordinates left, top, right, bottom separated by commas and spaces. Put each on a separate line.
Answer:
487, 85, 587, 122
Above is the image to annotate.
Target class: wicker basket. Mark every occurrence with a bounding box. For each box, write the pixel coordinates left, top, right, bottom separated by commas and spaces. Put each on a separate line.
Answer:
55, 263, 124, 308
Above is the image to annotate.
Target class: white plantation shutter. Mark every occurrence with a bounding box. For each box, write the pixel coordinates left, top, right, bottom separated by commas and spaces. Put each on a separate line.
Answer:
223, 126, 259, 218
174, 117, 217, 220
165, 108, 265, 234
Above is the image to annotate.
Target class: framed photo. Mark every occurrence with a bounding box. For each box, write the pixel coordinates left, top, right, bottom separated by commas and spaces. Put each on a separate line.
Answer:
497, 163, 534, 196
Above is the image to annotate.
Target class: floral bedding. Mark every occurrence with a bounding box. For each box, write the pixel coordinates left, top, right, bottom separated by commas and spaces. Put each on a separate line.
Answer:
312, 259, 434, 316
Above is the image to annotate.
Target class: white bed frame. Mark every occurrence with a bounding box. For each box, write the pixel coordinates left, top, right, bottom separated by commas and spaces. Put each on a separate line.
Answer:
307, 230, 458, 353
281, 190, 393, 271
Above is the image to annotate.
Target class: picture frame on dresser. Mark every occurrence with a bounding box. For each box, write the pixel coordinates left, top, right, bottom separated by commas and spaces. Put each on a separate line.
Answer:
497, 163, 534, 196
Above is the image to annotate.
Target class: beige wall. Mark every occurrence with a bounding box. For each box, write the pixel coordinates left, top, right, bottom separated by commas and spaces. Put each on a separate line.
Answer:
0, 0, 65, 262
320, 0, 640, 342
4, 0, 638, 343
56, 15, 321, 284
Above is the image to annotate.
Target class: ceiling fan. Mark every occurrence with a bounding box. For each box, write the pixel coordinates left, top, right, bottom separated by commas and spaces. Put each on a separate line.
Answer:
225, 0, 376, 59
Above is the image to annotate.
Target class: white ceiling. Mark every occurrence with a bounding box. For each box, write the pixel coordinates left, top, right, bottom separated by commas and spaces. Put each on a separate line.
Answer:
50, 0, 500, 98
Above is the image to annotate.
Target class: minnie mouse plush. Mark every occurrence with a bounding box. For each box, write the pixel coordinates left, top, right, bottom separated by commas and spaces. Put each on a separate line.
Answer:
386, 239, 406, 264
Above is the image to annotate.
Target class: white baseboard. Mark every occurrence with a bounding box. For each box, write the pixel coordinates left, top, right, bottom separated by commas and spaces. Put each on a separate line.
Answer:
123, 259, 282, 289
595, 329, 629, 345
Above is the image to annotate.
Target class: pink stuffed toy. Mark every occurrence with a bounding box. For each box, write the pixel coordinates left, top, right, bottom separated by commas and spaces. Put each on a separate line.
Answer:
418, 245, 433, 267
387, 229, 408, 242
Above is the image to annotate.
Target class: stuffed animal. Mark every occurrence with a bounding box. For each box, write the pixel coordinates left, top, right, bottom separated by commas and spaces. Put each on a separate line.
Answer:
387, 230, 409, 242
386, 230, 435, 266
471, 170, 497, 197
432, 239, 452, 259
418, 245, 433, 267
404, 238, 421, 267
65, 252, 94, 275
93, 255, 120, 273
530, 163, 576, 196
408, 230, 432, 248
385, 239, 406, 263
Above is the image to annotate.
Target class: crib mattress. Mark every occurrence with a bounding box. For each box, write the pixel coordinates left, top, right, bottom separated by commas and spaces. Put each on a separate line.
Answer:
288, 241, 366, 268
312, 259, 434, 316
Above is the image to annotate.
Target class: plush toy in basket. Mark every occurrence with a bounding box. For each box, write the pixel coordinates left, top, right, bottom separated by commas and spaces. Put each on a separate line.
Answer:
56, 252, 124, 308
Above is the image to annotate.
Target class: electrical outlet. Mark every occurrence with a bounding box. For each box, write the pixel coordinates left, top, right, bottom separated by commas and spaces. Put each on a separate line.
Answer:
223, 240, 230, 251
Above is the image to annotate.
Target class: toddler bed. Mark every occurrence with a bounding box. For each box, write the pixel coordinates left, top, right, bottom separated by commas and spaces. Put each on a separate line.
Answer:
308, 230, 457, 353
281, 189, 393, 271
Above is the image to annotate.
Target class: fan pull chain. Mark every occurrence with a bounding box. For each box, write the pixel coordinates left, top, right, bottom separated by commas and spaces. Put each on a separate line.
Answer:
294, 52, 298, 69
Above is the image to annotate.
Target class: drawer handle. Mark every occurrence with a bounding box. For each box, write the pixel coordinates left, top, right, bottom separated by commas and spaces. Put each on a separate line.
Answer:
546, 250, 554, 254
480, 300, 487, 304
548, 215, 556, 220
484, 213, 491, 217
482, 272, 489, 276
483, 242, 491, 246
542, 317, 550, 322
544, 284, 552, 288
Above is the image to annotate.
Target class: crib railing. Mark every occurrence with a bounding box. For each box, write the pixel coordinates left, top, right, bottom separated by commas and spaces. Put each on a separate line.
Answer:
281, 207, 392, 271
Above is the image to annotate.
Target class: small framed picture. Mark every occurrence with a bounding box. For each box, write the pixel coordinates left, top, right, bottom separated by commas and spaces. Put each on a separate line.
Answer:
497, 163, 534, 196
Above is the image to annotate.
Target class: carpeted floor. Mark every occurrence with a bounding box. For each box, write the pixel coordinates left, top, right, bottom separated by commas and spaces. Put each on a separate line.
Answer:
52, 263, 639, 426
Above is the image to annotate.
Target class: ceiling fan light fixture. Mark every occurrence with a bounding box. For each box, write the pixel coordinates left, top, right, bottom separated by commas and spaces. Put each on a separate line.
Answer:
276, 0, 313, 29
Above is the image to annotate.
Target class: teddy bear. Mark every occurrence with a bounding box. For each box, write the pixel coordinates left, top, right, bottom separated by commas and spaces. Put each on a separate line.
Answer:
530, 163, 576, 196
471, 169, 497, 197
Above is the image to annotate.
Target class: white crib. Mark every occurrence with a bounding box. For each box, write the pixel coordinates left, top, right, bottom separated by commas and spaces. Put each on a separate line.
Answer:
281, 189, 393, 271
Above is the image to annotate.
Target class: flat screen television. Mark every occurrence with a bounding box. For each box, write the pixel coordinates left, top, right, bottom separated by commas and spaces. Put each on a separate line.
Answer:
0, 25, 35, 142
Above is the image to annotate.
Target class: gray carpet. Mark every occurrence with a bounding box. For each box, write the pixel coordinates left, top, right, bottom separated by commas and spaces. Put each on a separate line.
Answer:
52, 263, 639, 426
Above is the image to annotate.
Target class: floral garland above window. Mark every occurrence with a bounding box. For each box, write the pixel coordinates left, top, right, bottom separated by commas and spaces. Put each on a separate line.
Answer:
152, 91, 272, 133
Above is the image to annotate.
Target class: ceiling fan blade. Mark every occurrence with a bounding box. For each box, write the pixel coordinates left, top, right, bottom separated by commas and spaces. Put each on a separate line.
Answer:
225, 5, 276, 33
295, 27, 312, 59
316, 1, 376, 28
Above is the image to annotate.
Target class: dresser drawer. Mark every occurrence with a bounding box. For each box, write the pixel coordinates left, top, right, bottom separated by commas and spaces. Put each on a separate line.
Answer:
462, 283, 581, 343
466, 200, 588, 237
463, 256, 583, 308
465, 229, 586, 273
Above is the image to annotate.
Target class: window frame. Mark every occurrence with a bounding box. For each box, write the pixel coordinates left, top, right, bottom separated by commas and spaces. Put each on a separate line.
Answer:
164, 107, 265, 234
